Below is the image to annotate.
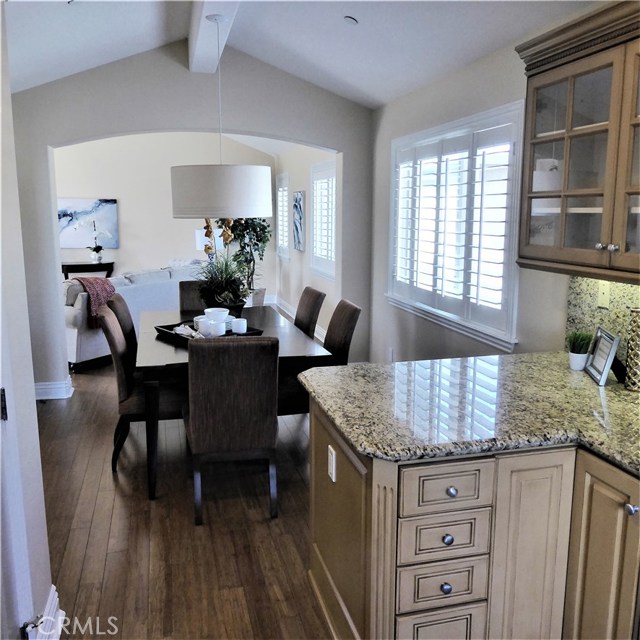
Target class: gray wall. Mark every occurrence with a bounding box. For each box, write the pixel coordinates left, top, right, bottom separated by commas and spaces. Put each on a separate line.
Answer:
12, 41, 373, 388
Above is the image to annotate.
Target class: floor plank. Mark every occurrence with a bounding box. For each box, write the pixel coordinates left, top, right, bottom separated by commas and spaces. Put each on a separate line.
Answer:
37, 364, 331, 639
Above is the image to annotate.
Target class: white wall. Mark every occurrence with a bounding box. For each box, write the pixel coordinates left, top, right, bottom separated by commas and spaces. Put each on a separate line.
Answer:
370, 44, 570, 363
55, 132, 277, 290
1, 6, 52, 636
12, 42, 373, 390
274, 144, 341, 332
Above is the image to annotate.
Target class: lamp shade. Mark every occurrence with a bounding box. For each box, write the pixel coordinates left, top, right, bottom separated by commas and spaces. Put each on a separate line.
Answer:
171, 164, 273, 219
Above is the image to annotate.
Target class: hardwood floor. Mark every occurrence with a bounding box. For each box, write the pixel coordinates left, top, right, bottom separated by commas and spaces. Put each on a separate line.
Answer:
37, 366, 331, 639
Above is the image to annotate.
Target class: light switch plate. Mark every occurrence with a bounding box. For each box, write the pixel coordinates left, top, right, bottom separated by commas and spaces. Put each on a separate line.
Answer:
597, 281, 610, 309
328, 445, 336, 482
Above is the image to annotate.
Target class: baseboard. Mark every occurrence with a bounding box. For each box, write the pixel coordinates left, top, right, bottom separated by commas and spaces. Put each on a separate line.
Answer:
23, 585, 65, 639
34, 376, 73, 400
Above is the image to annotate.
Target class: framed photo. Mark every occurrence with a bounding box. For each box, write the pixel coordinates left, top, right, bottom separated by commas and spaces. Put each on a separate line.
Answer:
585, 326, 620, 386
292, 191, 305, 251
58, 198, 119, 249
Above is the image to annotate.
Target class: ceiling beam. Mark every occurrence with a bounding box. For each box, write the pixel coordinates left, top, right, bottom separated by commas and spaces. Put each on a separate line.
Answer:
188, 1, 239, 74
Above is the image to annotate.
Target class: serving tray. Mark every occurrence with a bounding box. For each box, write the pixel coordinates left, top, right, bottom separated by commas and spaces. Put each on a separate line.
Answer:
154, 322, 263, 348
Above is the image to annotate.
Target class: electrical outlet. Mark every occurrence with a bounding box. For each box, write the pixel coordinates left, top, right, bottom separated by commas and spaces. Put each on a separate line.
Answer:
597, 281, 610, 309
328, 445, 336, 482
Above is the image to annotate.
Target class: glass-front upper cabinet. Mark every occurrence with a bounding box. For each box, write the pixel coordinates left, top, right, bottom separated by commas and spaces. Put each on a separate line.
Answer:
517, 1, 639, 283
520, 46, 625, 268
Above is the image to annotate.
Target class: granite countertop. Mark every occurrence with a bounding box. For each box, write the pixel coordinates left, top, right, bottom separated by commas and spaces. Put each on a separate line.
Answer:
299, 352, 640, 476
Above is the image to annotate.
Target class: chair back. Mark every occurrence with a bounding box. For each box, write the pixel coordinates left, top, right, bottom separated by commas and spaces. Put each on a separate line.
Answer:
187, 337, 279, 455
180, 280, 206, 313
324, 299, 361, 365
96, 305, 136, 403
294, 286, 326, 338
107, 293, 137, 364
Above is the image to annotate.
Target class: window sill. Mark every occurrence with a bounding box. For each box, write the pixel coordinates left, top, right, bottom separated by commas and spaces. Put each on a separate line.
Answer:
386, 294, 518, 353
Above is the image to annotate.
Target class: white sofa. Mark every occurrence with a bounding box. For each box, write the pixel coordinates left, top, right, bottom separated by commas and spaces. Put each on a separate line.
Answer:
62, 263, 202, 367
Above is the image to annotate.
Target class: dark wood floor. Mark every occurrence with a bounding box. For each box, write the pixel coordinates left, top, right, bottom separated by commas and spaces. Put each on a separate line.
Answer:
37, 365, 331, 639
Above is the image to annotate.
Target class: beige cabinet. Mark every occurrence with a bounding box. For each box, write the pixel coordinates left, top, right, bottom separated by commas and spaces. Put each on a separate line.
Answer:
517, 3, 640, 283
488, 449, 575, 639
563, 450, 640, 639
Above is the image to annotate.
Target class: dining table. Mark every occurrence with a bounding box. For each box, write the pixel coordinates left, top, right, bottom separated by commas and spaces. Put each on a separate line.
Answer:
136, 305, 333, 499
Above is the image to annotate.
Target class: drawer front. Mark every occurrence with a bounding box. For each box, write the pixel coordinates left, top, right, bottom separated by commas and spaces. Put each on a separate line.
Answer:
400, 459, 495, 517
398, 508, 491, 565
396, 601, 488, 639
397, 555, 489, 614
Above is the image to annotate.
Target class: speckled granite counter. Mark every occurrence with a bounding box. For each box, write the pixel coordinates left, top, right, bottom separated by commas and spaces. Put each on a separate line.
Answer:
299, 351, 640, 476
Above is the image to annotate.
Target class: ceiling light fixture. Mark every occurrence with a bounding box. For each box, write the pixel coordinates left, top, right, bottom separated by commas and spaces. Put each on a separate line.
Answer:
171, 13, 273, 246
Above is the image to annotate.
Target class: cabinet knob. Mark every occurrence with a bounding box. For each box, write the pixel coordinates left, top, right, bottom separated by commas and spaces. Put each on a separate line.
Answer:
607, 244, 620, 253
624, 503, 639, 516
595, 242, 607, 250
442, 534, 455, 546
445, 486, 459, 498
440, 582, 453, 595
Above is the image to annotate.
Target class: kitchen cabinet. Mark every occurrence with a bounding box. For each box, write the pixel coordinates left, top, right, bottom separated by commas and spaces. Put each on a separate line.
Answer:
516, 3, 640, 283
563, 450, 640, 639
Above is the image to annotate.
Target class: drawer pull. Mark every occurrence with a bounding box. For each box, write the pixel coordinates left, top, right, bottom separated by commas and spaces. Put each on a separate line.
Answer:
442, 534, 455, 546
624, 503, 639, 516
440, 582, 453, 595
445, 486, 459, 498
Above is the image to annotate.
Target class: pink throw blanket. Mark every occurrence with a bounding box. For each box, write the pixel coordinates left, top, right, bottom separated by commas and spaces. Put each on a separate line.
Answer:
73, 277, 115, 328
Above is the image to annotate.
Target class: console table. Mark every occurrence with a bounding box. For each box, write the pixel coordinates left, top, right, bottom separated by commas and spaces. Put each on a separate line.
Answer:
61, 261, 114, 279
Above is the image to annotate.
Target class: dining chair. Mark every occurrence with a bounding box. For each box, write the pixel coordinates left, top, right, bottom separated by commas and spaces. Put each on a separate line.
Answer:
96, 305, 184, 475
179, 280, 206, 314
106, 292, 137, 365
294, 286, 326, 338
184, 337, 279, 525
324, 299, 362, 365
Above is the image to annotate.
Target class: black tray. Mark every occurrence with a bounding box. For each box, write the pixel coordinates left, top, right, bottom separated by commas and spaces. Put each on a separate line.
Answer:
154, 322, 263, 348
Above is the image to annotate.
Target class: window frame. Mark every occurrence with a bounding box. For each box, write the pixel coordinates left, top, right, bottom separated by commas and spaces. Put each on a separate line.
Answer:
276, 172, 290, 260
387, 101, 524, 351
310, 160, 337, 278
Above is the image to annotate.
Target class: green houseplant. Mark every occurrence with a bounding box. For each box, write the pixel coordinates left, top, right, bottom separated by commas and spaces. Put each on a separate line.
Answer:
567, 330, 593, 371
195, 254, 249, 315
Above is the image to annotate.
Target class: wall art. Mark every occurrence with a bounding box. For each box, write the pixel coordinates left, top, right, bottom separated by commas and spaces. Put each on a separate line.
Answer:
58, 198, 119, 249
293, 190, 305, 251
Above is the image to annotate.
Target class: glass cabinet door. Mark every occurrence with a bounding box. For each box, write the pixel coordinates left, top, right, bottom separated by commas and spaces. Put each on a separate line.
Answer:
521, 46, 625, 266
612, 42, 640, 271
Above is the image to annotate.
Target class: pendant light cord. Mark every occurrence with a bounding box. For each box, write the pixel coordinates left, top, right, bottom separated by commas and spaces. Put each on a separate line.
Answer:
216, 17, 223, 165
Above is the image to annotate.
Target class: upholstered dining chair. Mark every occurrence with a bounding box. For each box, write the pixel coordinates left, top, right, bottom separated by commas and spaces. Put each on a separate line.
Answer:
179, 280, 206, 314
324, 299, 362, 365
293, 286, 326, 339
184, 337, 279, 525
96, 305, 184, 474
106, 293, 137, 365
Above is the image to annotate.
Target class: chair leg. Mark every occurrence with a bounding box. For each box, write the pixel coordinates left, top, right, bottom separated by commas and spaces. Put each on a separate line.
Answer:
193, 455, 203, 526
111, 417, 130, 473
269, 455, 278, 519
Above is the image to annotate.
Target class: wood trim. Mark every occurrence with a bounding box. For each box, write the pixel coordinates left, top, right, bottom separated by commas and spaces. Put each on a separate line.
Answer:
516, 257, 640, 283
516, 2, 640, 76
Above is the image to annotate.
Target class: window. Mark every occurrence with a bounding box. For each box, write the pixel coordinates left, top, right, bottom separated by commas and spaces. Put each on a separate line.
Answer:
311, 161, 336, 276
389, 102, 523, 350
276, 173, 289, 258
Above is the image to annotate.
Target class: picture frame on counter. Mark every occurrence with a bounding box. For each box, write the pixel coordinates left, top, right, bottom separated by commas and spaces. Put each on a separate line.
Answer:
585, 326, 621, 386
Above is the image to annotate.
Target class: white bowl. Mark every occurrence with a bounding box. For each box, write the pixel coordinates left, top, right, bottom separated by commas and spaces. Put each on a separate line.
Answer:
204, 307, 229, 323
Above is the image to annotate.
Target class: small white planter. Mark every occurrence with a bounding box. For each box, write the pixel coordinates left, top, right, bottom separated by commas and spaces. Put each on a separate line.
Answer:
569, 352, 589, 371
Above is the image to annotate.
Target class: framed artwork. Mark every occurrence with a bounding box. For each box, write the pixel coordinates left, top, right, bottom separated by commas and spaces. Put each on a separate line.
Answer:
58, 198, 119, 249
293, 190, 305, 251
585, 326, 620, 386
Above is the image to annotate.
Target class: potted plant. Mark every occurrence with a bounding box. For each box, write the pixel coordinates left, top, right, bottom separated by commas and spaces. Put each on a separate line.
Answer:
567, 330, 593, 371
215, 218, 272, 293
195, 254, 249, 317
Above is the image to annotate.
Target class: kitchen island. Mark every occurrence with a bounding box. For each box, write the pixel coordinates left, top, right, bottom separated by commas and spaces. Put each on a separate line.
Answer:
299, 352, 639, 639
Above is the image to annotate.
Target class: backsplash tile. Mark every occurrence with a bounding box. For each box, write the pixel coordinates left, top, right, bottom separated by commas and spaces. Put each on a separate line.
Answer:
566, 277, 640, 364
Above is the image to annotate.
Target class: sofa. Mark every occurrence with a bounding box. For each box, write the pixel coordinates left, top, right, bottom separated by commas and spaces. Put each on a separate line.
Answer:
62, 263, 203, 367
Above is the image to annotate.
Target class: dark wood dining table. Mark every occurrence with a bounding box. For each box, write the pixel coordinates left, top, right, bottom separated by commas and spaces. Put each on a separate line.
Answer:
136, 305, 332, 499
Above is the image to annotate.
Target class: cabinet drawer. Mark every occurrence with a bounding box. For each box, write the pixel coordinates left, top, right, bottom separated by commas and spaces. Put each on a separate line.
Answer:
397, 555, 489, 614
396, 601, 487, 639
398, 508, 491, 565
400, 459, 495, 517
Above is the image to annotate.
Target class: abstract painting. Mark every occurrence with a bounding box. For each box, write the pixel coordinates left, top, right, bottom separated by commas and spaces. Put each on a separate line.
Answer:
58, 198, 119, 249
293, 190, 304, 251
